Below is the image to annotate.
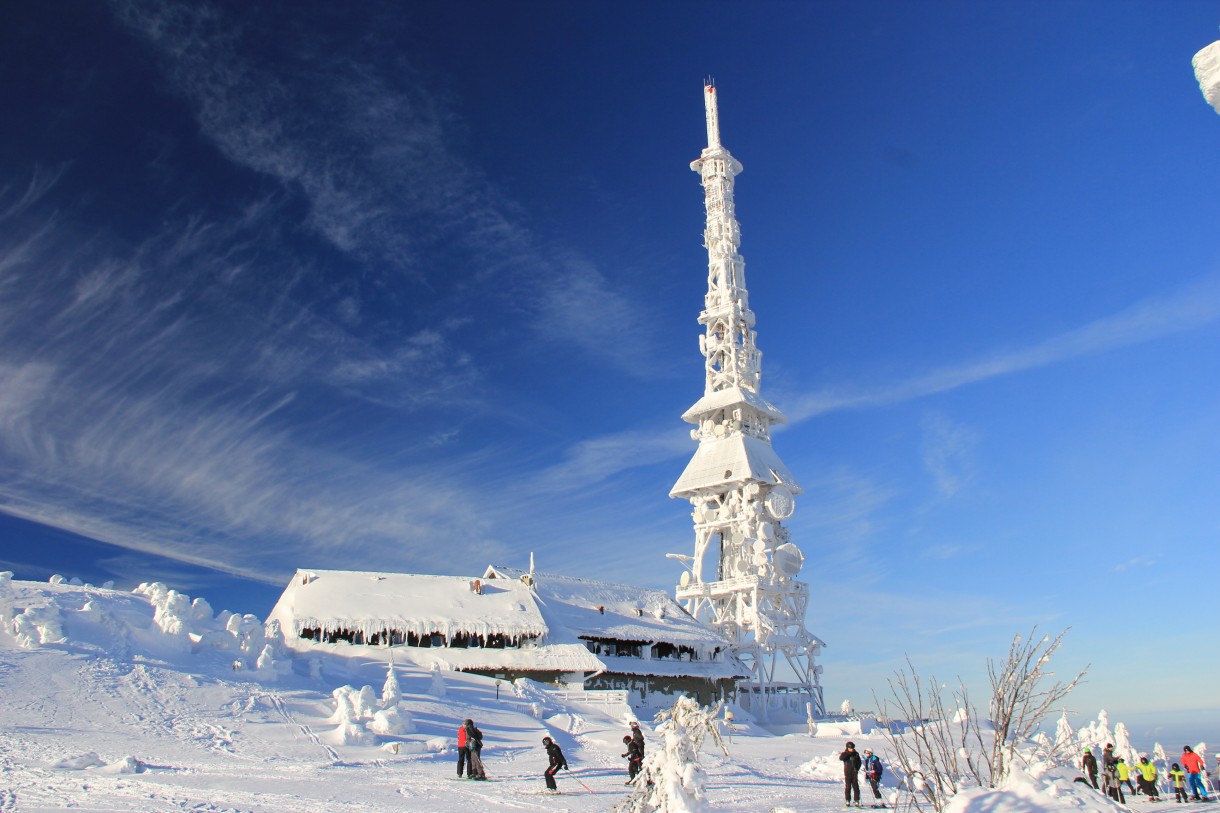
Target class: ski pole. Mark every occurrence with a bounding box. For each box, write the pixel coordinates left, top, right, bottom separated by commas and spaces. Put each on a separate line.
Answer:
569, 770, 595, 794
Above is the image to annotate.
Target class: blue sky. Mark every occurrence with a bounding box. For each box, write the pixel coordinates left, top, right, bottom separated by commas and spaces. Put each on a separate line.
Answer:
1, 1, 1218, 725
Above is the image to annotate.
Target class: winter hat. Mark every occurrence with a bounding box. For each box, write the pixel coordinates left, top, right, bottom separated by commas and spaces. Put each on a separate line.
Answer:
846, 741, 856, 748
630, 721, 640, 728
623, 735, 632, 743
1184, 746, 1193, 752
542, 736, 552, 745
1084, 748, 1091, 754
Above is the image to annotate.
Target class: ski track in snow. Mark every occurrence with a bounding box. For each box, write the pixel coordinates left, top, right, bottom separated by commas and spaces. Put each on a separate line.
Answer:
262, 691, 339, 764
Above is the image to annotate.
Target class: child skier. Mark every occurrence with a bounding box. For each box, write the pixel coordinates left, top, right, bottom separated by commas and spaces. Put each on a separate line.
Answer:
862, 749, 886, 807
542, 736, 568, 792
1170, 763, 1188, 803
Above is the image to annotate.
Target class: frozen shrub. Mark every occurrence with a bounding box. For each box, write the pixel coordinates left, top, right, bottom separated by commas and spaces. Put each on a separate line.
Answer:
190, 597, 213, 622
370, 707, 413, 735
12, 605, 66, 648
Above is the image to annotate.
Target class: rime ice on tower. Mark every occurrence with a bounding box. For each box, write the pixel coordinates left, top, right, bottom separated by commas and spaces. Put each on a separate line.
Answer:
668, 84, 825, 718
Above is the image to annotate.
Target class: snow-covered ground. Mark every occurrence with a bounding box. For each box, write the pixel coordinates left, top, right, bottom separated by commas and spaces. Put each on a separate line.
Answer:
0, 576, 1214, 813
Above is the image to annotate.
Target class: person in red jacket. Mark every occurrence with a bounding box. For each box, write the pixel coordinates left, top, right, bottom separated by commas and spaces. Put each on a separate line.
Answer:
456, 718, 473, 778
1181, 745, 1210, 801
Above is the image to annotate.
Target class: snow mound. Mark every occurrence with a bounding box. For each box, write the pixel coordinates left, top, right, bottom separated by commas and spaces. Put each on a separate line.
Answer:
98, 756, 148, 774
52, 751, 107, 770
945, 765, 1118, 813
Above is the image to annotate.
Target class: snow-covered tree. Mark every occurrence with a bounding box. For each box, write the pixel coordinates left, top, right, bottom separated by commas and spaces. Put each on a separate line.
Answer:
1053, 710, 1074, 758
616, 696, 727, 813
1153, 743, 1168, 794
1095, 710, 1112, 750
428, 663, 447, 698
841, 698, 854, 716
381, 661, 401, 708
1113, 722, 1137, 765
876, 628, 1085, 813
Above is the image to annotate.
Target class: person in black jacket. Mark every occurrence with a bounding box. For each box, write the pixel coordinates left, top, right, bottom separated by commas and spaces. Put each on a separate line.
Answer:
543, 736, 568, 791
622, 735, 644, 783
1082, 748, 1098, 789
466, 720, 486, 780
841, 741, 863, 807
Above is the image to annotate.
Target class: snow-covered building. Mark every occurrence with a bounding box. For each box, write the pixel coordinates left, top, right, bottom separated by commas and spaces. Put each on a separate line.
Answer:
267, 566, 742, 705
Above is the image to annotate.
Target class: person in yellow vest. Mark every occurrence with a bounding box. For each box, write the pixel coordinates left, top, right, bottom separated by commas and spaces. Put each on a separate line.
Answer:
1169, 763, 1189, 803
1117, 758, 1136, 796
1136, 756, 1161, 801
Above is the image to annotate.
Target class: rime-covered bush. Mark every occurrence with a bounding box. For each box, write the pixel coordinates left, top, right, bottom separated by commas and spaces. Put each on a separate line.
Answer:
12, 604, 66, 648
0, 571, 14, 623
370, 707, 413, 735
428, 662, 447, 698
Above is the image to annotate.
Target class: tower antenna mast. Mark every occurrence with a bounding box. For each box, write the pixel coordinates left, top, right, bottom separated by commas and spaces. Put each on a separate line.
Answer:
669, 83, 826, 720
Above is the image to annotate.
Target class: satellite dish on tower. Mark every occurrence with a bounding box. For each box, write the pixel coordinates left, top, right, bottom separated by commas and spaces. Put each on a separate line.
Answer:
772, 542, 804, 577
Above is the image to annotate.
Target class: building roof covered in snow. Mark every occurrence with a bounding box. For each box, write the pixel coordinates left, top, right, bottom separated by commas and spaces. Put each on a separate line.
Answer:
269, 567, 741, 680
268, 569, 549, 641
482, 566, 730, 648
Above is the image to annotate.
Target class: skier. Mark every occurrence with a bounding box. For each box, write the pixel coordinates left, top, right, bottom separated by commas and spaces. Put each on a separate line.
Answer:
1170, 763, 1189, 803
622, 734, 644, 784
466, 719, 487, 780
862, 748, 886, 807
840, 741, 863, 808
1117, 758, 1135, 796
1136, 756, 1161, 801
456, 718, 472, 778
542, 736, 568, 792
1182, 746, 1210, 801
1103, 744, 1125, 804
1082, 748, 1099, 789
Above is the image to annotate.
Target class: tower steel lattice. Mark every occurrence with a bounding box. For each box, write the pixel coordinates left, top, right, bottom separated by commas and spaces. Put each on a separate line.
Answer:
668, 84, 825, 719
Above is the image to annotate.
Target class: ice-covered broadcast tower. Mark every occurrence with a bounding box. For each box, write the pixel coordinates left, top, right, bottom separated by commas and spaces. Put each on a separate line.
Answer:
668, 84, 825, 718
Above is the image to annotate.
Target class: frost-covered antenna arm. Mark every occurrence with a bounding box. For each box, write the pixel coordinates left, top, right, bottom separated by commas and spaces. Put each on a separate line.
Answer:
704, 82, 721, 149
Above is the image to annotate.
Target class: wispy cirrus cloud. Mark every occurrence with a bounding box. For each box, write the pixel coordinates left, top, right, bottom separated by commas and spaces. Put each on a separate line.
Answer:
0, 169, 499, 583
111, 0, 660, 376
784, 274, 1220, 423
920, 411, 979, 498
